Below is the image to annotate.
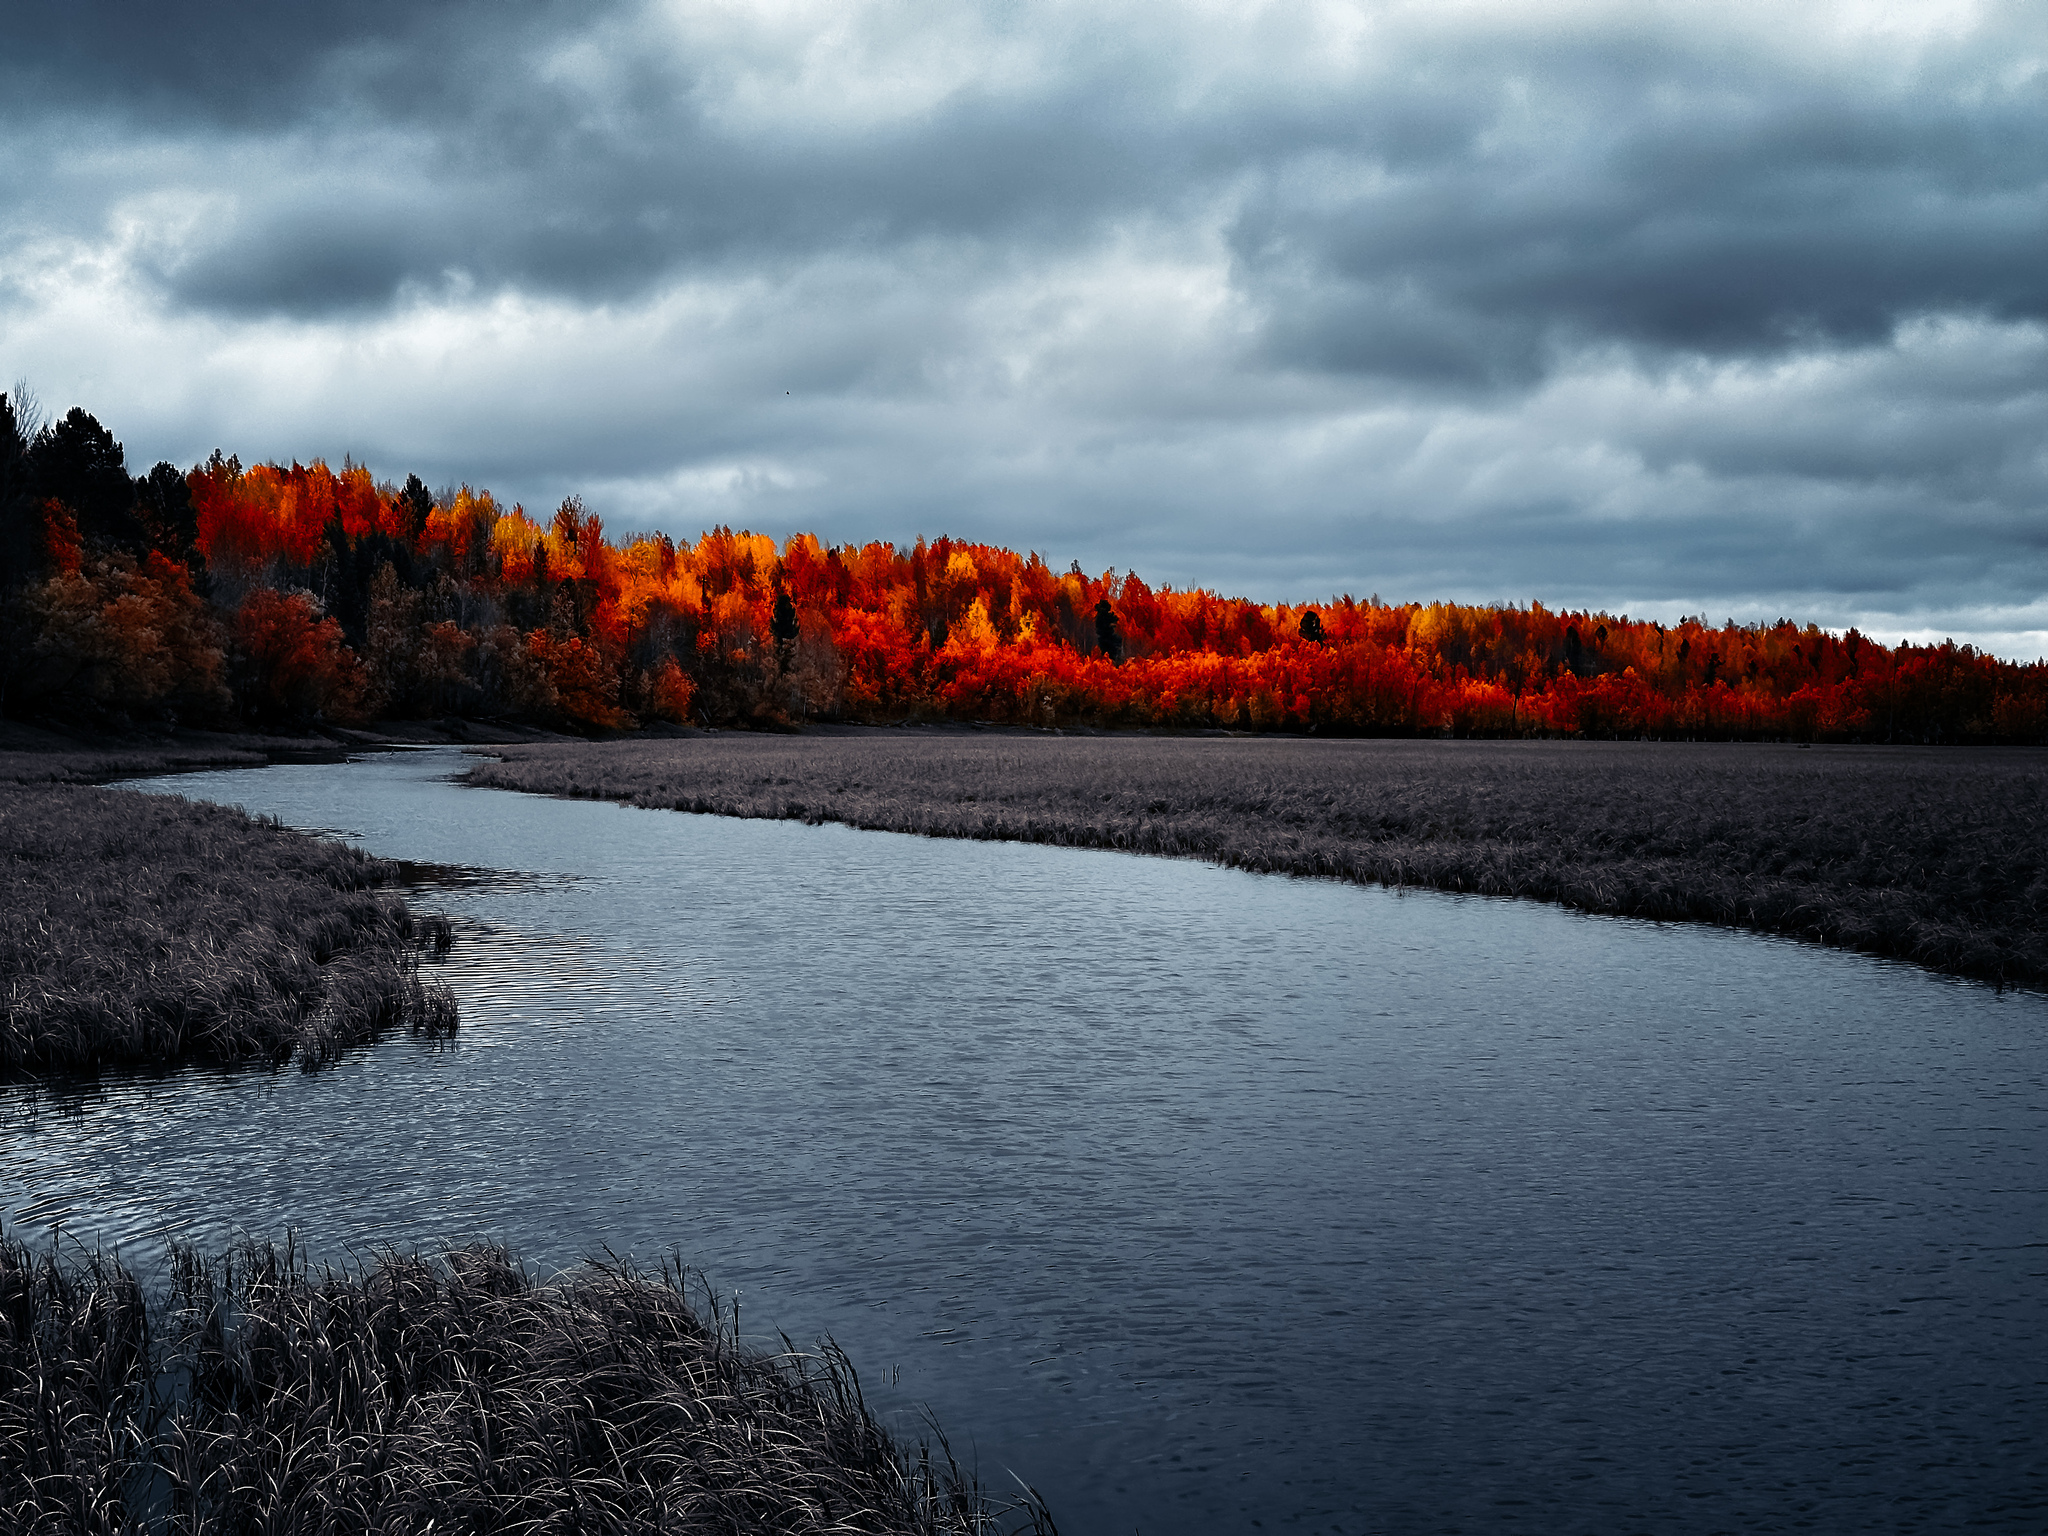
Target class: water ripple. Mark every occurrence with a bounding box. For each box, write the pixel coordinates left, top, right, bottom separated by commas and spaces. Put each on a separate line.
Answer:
3, 747, 2043, 1535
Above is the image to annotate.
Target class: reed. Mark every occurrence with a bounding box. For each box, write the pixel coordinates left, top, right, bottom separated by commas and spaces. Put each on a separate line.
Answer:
0, 1233, 1056, 1536
1, 784, 455, 1075
467, 730, 2048, 989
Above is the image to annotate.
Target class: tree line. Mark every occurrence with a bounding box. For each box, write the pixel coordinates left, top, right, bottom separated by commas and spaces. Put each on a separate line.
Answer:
3, 391, 2042, 742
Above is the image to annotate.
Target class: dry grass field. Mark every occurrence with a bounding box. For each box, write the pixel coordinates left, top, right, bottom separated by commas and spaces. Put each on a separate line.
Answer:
1, 784, 454, 1074
469, 729, 2048, 989
0, 1235, 1052, 1535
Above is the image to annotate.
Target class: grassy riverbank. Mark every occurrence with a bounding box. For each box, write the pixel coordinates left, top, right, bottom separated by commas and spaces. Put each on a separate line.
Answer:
0, 728, 304, 787
1, 783, 454, 1073
0, 1234, 1050, 1536
0, 717, 563, 788
468, 730, 2048, 989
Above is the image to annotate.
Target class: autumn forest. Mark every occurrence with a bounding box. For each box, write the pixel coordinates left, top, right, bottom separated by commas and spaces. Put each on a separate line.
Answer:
3, 394, 2042, 743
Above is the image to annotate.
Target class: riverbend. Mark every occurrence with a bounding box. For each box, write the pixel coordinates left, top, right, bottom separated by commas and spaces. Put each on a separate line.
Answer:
5, 747, 2043, 1534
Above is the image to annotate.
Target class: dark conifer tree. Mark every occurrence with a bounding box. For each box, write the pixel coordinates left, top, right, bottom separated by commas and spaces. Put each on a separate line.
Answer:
1299, 610, 1325, 644
397, 474, 434, 543
1095, 598, 1122, 662
32, 408, 143, 552
136, 460, 199, 564
0, 394, 40, 718
0, 393, 39, 591
771, 585, 800, 671
553, 495, 584, 553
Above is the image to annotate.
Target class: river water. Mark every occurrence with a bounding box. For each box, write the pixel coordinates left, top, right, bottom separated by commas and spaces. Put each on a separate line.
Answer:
4, 748, 2043, 1533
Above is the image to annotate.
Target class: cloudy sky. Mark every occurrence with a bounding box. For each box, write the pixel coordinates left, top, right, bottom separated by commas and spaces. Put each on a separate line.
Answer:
4, 1, 2043, 652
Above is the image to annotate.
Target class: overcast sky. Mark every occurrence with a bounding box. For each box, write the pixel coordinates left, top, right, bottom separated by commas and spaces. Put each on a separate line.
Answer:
4, 1, 2042, 652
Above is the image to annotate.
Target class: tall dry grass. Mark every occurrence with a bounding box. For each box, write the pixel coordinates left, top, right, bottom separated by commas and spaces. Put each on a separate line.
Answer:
0, 1234, 1055, 1536
1, 785, 455, 1075
468, 730, 2048, 988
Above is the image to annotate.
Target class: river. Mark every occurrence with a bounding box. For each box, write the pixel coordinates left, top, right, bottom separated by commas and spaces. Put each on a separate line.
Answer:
4, 747, 2043, 1533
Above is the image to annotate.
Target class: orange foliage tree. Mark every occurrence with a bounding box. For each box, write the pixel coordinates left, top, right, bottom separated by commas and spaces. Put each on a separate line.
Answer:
181, 484, 2048, 741
232, 588, 364, 725
9, 547, 229, 721
9, 393, 2046, 743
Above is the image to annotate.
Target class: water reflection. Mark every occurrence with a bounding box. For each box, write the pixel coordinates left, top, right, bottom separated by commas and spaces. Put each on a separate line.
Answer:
4, 748, 2044, 1534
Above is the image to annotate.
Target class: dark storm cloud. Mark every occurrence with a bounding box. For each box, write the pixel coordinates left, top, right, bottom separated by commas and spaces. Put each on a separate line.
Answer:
1236, 22, 2048, 380
7, 0, 1216, 314
13, 0, 2040, 375
4, 2, 2044, 653
0, 2, 592, 130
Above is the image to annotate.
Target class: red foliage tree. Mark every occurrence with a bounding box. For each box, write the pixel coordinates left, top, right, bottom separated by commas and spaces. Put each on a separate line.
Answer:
233, 588, 364, 725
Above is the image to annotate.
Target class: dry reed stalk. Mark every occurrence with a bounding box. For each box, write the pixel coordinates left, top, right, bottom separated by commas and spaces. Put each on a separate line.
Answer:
0, 1235, 1056, 1536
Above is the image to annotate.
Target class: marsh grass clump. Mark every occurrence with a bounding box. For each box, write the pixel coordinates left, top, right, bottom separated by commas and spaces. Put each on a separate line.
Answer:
468, 732, 2048, 990
0, 1234, 1054, 1536
0, 1238, 154, 1532
1, 784, 456, 1075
